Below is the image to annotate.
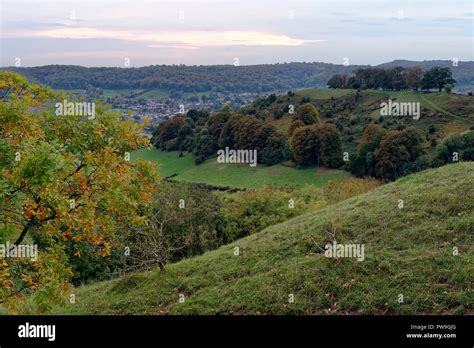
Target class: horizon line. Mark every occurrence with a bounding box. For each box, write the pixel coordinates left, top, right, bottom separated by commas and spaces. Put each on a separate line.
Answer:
1, 59, 472, 69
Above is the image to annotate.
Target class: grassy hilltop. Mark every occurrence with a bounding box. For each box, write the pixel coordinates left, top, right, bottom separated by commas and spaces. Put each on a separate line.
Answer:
53, 162, 473, 315
246, 89, 474, 152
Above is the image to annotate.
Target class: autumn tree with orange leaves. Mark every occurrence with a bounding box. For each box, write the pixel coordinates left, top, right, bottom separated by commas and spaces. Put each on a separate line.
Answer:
0, 72, 158, 312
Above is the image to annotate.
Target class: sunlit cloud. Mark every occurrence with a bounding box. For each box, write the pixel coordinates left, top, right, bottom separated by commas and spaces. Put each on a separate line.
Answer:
17, 27, 324, 47
1, 0, 471, 66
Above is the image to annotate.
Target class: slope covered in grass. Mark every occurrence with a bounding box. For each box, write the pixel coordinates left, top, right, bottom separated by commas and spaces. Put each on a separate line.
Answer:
54, 163, 473, 315
255, 89, 474, 153
131, 148, 349, 189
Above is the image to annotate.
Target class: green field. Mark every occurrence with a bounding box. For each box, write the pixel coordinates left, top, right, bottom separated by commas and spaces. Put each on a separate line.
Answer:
132, 148, 350, 189
54, 162, 474, 315
297, 88, 355, 99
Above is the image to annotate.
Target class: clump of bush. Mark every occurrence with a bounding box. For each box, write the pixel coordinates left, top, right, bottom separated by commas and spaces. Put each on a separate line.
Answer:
219, 185, 325, 243
323, 177, 381, 204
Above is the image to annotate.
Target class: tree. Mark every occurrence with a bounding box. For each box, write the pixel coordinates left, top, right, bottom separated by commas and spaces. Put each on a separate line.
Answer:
354, 68, 385, 89
347, 76, 361, 89
259, 133, 285, 165
316, 124, 344, 168
327, 74, 347, 89
348, 124, 387, 178
176, 123, 194, 151
290, 125, 321, 165
152, 116, 186, 149
217, 114, 241, 149
357, 124, 387, 152
193, 128, 215, 164
117, 182, 222, 272
292, 103, 321, 125
374, 128, 423, 181
421, 67, 456, 92
288, 120, 305, 137
186, 109, 209, 122
232, 116, 264, 150
387, 67, 407, 91
436, 130, 474, 163
0, 72, 158, 311
404, 66, 423, 91
207, 111, 231, 145
220, 186, 323, 243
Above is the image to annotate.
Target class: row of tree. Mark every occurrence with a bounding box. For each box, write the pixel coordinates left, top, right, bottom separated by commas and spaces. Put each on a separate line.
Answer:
152, 109, 288, 165
349, 124, 474, 181
153, 103, 346, 169
328, 66, 455, 92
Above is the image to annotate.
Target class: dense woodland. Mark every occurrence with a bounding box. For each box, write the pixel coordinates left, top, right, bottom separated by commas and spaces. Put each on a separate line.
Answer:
4, 60, 474, 93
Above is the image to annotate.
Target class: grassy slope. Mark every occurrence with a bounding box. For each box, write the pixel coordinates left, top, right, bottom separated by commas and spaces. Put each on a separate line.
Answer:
54, 162, 474, 315
268, 89, 474, 141
131, 148, 349, 189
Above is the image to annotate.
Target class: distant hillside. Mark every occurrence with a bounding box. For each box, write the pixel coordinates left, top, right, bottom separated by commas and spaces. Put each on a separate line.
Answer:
2, 60, 473, 93
244, 88, 474, 152
53, 162, 474, 315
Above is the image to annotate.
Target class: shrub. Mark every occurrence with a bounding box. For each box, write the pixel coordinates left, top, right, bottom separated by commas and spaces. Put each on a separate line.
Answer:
323, 177, 381, 204
292, 103, 321, 125
220, 186, 324, 243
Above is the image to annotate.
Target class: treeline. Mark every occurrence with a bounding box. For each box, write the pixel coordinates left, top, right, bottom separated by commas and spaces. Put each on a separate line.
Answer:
6, 60, 473, 93
5, 63, 346, 93
349, 124, 474, 181
152, 103, 345, 168
328, 66, 456, 92
153, 108, 288, 165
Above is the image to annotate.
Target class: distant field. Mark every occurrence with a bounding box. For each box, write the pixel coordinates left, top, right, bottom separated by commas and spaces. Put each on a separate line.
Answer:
101, 89, 145, 98
136, 89, 170, 99
297, 88, 355, 99
132, 148, 350, 189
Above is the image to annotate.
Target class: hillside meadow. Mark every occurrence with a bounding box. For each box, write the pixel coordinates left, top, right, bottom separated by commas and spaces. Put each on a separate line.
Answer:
53, 163, 474, 315
131, 148, 349, 189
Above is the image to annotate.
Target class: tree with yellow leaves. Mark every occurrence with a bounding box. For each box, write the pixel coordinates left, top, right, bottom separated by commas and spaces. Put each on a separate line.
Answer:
0, 71, 158, 312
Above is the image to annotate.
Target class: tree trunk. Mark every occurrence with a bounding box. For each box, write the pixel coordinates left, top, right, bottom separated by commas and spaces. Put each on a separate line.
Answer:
13, 221, 33, 246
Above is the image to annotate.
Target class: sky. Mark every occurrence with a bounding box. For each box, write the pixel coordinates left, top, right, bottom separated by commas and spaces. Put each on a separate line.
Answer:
0, 0, 473, 67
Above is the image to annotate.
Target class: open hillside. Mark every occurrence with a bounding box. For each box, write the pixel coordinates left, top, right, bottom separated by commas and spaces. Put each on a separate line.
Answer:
53, 162, 474, 315
245, 89, 474, 152
131, 149, 349, 189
